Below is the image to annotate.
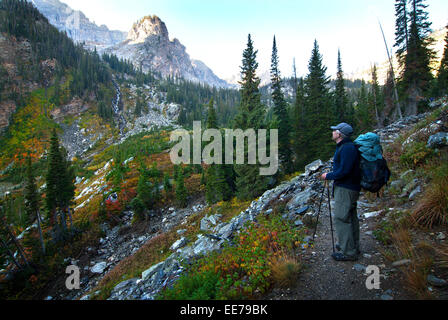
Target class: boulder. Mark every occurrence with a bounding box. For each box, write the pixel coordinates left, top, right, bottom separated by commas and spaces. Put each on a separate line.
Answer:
427, 132, 448, 149
408, 186, 422, 201
304, 159, 324, 175
192, 235, 224, 256
427, 274, 447, 287
389, 180, 404, 190
403, 178, 419, 194
141, 261, 164, 281
286, 187, 314, 211
200, 214, 221, 231
215, 222, 235, 240
170, 237, 188, 251
363, 210, 384, 219
90, 261, 107, 274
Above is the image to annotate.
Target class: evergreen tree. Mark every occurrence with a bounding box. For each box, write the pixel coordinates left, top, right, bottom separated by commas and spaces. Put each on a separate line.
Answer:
436, 24, 448, 97
354, 80, 372, 133
394, 0, 410, 69
292, 77, 306, 169
270, 36, 293, 174
298, 40, 335, 169
369, 64, 385, 128
24, 156, 45, 256
175, 168, 187, 208
334, 50, 349, 123
205, 98, 232, 204
137, 166, 154, 210
130, 197, 145, 222
401, 0, 436, 115
206, 98, 218, 129
45, 129, 75, 241
233, 34, 267, 200
163, 172, 172, 193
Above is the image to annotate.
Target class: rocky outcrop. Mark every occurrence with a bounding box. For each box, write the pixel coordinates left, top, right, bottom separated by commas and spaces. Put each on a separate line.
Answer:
77, 161, 331, 300
105, 15, 229, 88
50, 97, 90, 120
0, 33, 39, 131
30, 0, 126, 50
0, 101, 16, 132
30, 1, 229, 88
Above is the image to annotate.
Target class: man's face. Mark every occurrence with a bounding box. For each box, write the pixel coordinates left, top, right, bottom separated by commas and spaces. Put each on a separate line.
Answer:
332, 130, 340, 142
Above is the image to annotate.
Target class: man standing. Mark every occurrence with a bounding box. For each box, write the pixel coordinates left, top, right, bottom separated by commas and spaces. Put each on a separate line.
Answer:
321, 123, 361, 261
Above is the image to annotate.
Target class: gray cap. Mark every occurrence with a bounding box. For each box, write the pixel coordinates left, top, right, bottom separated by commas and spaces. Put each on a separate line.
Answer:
330, 122, 353, 136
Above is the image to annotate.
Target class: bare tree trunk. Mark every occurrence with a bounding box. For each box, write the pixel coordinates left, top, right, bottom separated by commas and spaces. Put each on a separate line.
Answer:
36, 210, 45, 255
1, 220, 30, 267
406, 83, 419, 116
379, 21, 403, 120
371, 66, 381, 128
0, 237, 22, 269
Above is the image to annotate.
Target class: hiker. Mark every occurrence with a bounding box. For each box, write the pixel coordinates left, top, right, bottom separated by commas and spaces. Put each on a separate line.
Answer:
320, 122, 361, 261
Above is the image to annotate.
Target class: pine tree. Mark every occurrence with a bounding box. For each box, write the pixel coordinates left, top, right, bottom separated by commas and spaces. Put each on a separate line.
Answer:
369, 64, 384, 128
436, 24, 448, 96
137, 166, 153, 209
355, 80, 372, 133
334, 50, 349, 123
175, 168, 187, 207
163, 172, 172, 193
24, 156, 45, 255
233, 34, 267, 200
45, 128, 64, 237
299, 40, 335, 169
292, 77, 306, 169
394, 0, 410, 69
45, 129, 75, 241
270, 36, 293, 174
401, 0, 436, 115
206, 98, 218, 129
205, 98, 232, 204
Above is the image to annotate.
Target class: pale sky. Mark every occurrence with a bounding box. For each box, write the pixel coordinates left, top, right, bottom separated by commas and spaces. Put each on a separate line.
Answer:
59, 0, 448, 82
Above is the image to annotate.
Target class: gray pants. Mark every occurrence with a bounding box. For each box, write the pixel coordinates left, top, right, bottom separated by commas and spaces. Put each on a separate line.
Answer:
333, 185, 360, 257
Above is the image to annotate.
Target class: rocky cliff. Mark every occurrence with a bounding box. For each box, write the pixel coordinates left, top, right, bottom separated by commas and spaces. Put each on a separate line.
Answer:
29, 1, 230, 88
30, 0, 127, 50
105, 15, 229, 88
0, 33, 40, 131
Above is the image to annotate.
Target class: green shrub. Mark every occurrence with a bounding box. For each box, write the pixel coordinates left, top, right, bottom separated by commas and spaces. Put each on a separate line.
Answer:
400, 142, 436, 169
157, 269, 222, 300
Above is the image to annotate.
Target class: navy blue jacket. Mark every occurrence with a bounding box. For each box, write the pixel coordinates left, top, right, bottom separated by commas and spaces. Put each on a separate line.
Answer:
325, 138, 361, 192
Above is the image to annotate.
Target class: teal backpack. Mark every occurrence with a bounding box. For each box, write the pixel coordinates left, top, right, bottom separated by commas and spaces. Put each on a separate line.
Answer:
354, 132, 391, 193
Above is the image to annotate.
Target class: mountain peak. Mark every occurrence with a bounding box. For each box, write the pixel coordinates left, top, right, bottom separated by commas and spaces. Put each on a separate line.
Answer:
127, 15, 169, 44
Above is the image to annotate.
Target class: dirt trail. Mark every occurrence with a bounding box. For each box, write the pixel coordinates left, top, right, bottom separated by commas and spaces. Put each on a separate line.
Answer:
265, 193, 412, 300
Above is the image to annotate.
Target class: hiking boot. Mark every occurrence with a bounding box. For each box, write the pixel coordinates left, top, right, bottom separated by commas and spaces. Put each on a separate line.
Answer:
331, 252, 358, 261
335, 243, 361, 255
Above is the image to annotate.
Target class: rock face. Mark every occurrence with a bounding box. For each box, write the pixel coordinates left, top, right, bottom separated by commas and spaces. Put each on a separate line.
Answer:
0, 33, 39, 131
104, 15, 229, 88
30, 0, 229, 88
30, 0, 126, 50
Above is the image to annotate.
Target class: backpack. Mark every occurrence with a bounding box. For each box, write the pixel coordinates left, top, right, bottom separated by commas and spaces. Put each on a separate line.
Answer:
354, 132, 391, 193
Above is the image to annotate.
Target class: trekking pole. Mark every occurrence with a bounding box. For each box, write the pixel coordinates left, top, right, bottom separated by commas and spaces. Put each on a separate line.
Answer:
326, 181, 335, 253
312, 180, 326, 242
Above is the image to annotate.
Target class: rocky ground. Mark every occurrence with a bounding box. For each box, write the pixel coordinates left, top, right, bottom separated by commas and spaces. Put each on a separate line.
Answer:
40, 199, 206, 300
40, 103, 448, 301
264, 193, 413, 300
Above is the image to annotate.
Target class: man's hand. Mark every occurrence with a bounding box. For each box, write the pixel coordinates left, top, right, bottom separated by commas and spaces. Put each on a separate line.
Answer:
320, 173, 327, 180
